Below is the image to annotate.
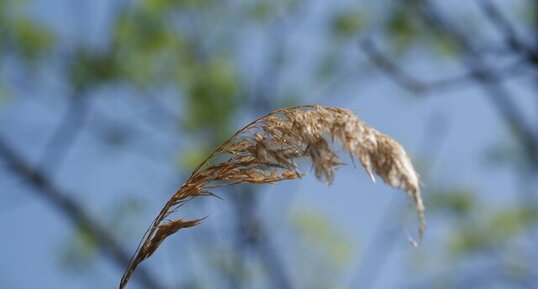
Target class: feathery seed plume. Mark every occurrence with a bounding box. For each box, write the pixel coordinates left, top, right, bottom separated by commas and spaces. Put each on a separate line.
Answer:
119, 105, 425, 289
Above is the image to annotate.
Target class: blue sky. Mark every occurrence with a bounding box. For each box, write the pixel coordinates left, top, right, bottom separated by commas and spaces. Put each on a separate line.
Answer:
1, 0, 536, 288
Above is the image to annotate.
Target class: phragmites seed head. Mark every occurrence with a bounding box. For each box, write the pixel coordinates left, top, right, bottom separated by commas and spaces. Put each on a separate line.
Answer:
119, 105, 425, 289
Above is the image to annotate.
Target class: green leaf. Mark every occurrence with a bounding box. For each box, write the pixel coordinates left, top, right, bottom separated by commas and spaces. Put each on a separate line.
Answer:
13, 20, 55, 61
247, 1, 276, 22
178, 145, 213, 171
447, 206, 538, 256
68, 50, 120, 90
331, 9, 364, 38
386, 9, 420, 51
183, 60, 242, 142
429, 188, 476, 216
290, 209, 353, 286
430, 33, 460, 57
0, 82, 11, 106
59, 226, 98, 270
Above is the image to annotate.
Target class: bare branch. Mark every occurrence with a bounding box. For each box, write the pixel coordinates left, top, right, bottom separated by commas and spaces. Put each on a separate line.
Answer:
229, 188, 293, 289
349, 196, 401, 289
476, 0, 535, 58
361, 39, 427, 93
360, 39, 525, 94
37, 92, 89, 175
420, 3, 538, 164
0, 136, 167, 289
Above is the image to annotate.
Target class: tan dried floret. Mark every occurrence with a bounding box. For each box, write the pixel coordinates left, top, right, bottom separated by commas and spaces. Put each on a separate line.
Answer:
119, 105, 425, 289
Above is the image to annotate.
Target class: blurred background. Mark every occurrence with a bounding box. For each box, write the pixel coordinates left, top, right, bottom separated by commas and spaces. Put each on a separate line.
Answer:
0, 0, 537, 288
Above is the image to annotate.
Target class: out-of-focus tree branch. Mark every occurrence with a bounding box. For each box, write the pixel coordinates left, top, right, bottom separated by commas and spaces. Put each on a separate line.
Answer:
220, 4, 313, 288
349, 111, 450, 289
360, 39, 526, 95
420, 2, 538, 165
361, 2, 538, 165
349, 197, 401, 289
409, 261, 537, 289
230, 187, 293, 289
476, 0, 535, 58
37, 92, 89, 176
0, 136, 166, 289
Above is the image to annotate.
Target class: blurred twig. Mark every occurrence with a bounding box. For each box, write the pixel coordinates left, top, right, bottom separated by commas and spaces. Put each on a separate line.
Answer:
349, 110, 449, 289
476, 0, 535, 58
0, 136, 167, 289
230, 188, 293, 289
360, 39, 526, 95
37, 92, 89, 176
420, 2, 538, 164
222, 4, 312, 289
360, 3, 538, 164
349, 196, 402, 289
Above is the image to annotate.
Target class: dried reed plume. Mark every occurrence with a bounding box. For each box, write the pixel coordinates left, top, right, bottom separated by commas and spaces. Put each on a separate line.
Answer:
119, 105, 425, 289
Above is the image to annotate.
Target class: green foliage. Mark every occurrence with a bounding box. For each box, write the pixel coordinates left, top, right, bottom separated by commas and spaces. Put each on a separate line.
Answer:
205, 246, 261, 285
111, 0, 242, 136
0, 1, 55, 63
385, 4, 423, 51
290, 209, 353, 289
247, 1, 276, 22
448, 206, 538, 257
12, 20, 54, 60
484, 140, 536, 173
429, 188, 476, 216
183, 60, 242, 141
384, 0, 459, 56
142, 0, 214, 10
0, 81, 10, 106
60, 226, 98, 270
429, 34, 460, 57
108, 197, 146, 237
69, 50, 120, 91
113, 9, 185, 85
331, 9, 364, 39
5, 0, 536, 287
178, 145, 213, 170
179, 282, 204, 289
60, 198, 145, 270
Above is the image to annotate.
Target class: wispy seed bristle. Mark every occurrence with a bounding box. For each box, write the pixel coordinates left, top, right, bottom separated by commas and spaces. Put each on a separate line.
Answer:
119, 104, 425, 289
